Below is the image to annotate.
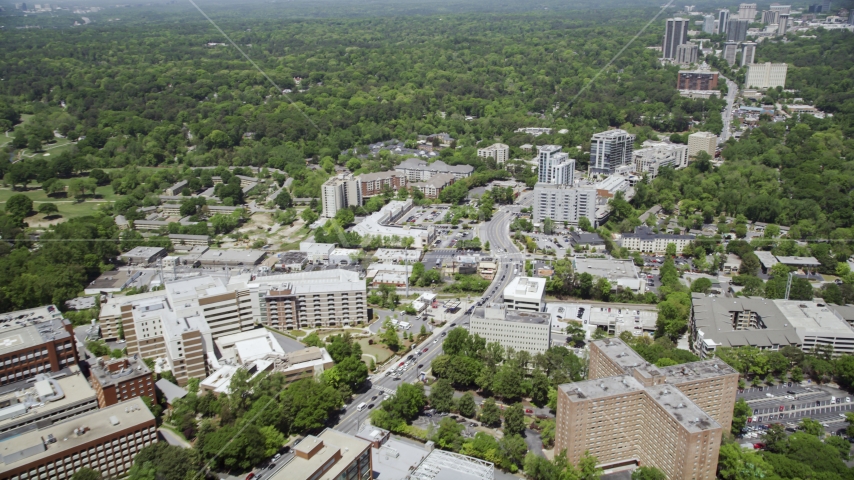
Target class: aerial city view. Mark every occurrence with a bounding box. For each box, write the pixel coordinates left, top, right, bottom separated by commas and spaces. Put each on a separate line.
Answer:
0, 0, 853, 478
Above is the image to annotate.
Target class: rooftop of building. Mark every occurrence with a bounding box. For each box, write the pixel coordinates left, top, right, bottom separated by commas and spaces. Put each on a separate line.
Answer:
373, 248, 422, 262
195, 249, 267, 265
154, 379, 187, 404
408, 448, 494, 480
536, 144, 563, 153
659, 357, 739, 384
754, 250, 778, 268
503, 276, 546, 301
0, 306, 70, 355
299, 242, 336, 254
85, 269, 140, 291
0, 397, 153, 472
357, 170, 404, 181
689, 131, 718, 138
473, 306, 551, 326
645, 384, 721, 433
412, 172, 456, 188
277, 251, 309, 265
574, 258, 640, 282
396, 158, 474, 174
622, 226, 695, 240
233, 269, 365, 294
89, 355, 152, 388
775, 255, 821, 266
121, 246, 166, 260
273, 429, 371, 480
215, 329, 287, 363
370, 436, 431, 480
0, 367, 95, 433
591, 129, 633, 139
561, 374, 645, 401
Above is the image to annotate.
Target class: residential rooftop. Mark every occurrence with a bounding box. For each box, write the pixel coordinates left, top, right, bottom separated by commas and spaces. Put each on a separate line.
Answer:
503, 276, 546, 301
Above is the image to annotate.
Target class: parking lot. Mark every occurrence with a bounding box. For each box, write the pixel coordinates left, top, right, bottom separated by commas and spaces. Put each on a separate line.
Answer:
429, 228, 475, 251
395, 205, 450, 226
737, 383, 854, 436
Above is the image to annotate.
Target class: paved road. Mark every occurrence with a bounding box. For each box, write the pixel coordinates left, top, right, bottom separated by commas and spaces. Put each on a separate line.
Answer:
158, 427, 192, 449
720, 75, 738, 144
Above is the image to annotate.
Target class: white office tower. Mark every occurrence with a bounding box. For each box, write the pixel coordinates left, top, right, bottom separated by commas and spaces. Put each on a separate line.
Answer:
770, 5, 791, 15
533, 183, 597, 226
662, 17, 690, 59
703, 15, 716, 33
675, 43, 699, 65
717, 9, 731, 34
727, 18, 750, 42
741, 42, 757, 66
723, 41, 739, 67
746, 62, 788, 89
777, 14, 789, 35
589, 129, 635, 176
321, 173, 361, 218
738, 3, 758, 20
849, 9, 854, 25
537, 145, 575, 186
762, 10, 780, 24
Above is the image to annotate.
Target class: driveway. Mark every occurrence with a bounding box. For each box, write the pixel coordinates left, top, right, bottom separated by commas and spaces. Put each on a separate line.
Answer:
524, 428, 545, 458
159, 427, 191, 449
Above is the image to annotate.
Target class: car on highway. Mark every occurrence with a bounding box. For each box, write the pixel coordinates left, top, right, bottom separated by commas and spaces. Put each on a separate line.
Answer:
417, 364, 423, 368
441, 332, 447, 337
422, 348, 429, 353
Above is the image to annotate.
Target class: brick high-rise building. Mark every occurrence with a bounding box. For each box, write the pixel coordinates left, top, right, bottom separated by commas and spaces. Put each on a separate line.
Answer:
0, 305, 78, 387
677, 67, 720, 90
555, 339, 738, 480
356, 171, 407, 199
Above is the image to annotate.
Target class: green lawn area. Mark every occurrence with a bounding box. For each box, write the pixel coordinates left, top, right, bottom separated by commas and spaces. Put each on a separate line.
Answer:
357, 338, 394, 364
0, 185, 118, 221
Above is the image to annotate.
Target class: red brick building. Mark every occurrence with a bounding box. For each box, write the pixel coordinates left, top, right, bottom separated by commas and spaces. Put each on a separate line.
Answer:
89, 356, 156, 408
357, 171, 407, 198
0, 306, 78, 387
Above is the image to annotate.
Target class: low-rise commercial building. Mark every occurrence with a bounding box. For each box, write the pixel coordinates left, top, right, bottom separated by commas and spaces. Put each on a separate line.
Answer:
555, 339, 738, 480
88, 356, 155, 408
691, 293, 854, 358
84, 270, 142, 295
470, 307, 551, 356
573, 257, 645, 294
619, 226, 694, 253
503, 277, 546, 312
270, 428, 372, 480
0, 397, 157, 480
300, 242, 336, 263
194, 249, 267, 267
164, 180, 188, 196
406, 448, 494, 480
120, 247, 167, 265
373, 248, 422, 264
351, 200, 436, 249
0, 306, 77, 387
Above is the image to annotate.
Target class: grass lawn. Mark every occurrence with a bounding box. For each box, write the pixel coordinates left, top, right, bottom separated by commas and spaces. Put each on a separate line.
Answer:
0, 185, 118, 222
358, 338, 394, 364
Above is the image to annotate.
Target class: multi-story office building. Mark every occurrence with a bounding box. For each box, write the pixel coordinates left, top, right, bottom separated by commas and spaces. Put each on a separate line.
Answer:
717, 9, 730, 34
770, 5, 791, 15
741, 42, 757, 66
321, 173, 362, 218
476, 143, 510, 165
662, 18, 690, 59
270, 428, 372, 480
722, 41, 739, 66
394, 158, 474, 181
235, 269, 367, 330
533, 183, 597, 226
554, 339, 738, 480
738, 3, 758, 20
822, 0, 832, 12
702, 14, 716, 33
0, 367, 98, 438
726, 18, 750, 42
632, 142, 688, 179
674, 43, 698, 65
848, 9, 854, 24
677, 65, 719, 90
88, 356, 155, 408
536, 145, 575, 185
589, 129, 635, 176
357, 171, 406, 199
0, 397, 157, 480
777, 14, 789, 35
687, 131, 718, 158
503, 277, 547, 313
746, 62, 788, 89
619, 226, 694, 253
0, 306, 77, 388
690, 294, 854, 359
762, 10, 780, 24
470, 307, 551, 356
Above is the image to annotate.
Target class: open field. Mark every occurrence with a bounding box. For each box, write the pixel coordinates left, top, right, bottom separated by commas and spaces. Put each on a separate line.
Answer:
0, 185, 118, 224
357, 338, 395, 364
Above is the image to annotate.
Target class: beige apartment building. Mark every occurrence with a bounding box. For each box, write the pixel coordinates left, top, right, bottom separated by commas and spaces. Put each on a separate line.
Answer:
469, 307, 552, 356
555, 339, 738, 480
687, 131, 717, 159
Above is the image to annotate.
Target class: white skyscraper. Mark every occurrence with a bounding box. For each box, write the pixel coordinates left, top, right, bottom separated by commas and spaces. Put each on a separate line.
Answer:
662, 17, 690, 59
738, 3, 758, 20
537, 145, 575, 186
703, 15, 716, 33
533, 183, 598, 226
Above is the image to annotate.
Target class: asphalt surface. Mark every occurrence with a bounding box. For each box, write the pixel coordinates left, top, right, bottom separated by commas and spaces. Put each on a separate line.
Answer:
737, 383, 854, 432
720, 76, 738, 144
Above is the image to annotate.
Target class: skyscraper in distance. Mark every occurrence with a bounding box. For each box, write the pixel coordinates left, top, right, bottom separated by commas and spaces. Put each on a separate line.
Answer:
662, 17, 690, 59
703, 14, 716, 33
741, 42, 757, 66
738, 3, 758, 20
726, 18, 750, 42
777, 14, 789, 35
723, 41, 739, 66
717, 9, 730, 34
